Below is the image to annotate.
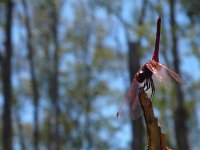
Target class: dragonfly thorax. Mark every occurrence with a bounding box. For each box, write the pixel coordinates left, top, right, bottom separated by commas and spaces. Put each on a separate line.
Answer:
135, 65, 153, 83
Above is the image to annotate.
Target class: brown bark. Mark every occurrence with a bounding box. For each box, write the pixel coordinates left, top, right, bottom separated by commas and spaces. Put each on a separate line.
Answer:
138, 89, 171, 150
22, 0, 40, 149
1, 1, 13, 150
169, 0, 189, 150
128, 42, 145, 150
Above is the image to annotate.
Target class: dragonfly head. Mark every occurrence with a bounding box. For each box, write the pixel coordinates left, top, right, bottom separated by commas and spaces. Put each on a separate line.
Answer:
136, 65, 153, 83
136, 70, 146, 83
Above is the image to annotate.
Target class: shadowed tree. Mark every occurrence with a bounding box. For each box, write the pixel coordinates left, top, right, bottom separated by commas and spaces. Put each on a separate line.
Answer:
49, 1, 61, 149
16, 114, 26, 150
21, 0, 40, 149
128, 0, 147, 149
30, 1, 60, 148
128, 42, 145, 150
0, 0, 14, 150
169, 0, 189, 149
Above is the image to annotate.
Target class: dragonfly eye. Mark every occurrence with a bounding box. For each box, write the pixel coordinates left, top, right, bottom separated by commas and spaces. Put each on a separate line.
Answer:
137, 71, 145, 83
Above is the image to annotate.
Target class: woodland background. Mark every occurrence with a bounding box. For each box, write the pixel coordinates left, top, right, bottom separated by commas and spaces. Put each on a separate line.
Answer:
0, 0, 200, 150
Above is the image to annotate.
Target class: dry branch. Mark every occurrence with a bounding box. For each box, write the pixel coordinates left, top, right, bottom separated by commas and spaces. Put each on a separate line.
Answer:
138, 89, 172, 150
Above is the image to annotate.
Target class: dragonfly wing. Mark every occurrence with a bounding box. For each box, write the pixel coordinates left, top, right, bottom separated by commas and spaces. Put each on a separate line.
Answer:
131, 99, 143, 120
159, 63, 185, 84
146, 61, 172, 87
117, 78, 142, 120
153, 67, 172, 88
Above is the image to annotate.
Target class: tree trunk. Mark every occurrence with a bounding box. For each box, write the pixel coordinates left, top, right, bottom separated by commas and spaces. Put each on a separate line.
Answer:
129, 0, 147, 149
1, 0, 13, 150
16, 114, 26, 150
169, 0, 189, 150
46, 111, 53, 150
43, 36, 53, 150
128, 42, 145, 150
84, 66, 93, 150
50, 2, 60, 149
22, 0, 40, 149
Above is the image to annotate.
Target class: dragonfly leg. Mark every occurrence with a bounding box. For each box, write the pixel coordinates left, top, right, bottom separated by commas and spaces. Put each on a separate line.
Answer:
144, 81, 148, 91
141, 78, 155, 101
147, 79, 151, 91
150, 77, 155, 100
143, 79, 151, 92
145, 80, 149, 91
141, 81, 146, 91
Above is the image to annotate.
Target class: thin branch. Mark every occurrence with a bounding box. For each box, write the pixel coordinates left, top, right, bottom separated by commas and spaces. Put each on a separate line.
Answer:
138, 89, 172, 150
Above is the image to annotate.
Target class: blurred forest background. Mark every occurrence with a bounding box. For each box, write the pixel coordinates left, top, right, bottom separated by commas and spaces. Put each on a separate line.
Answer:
0, 0, 200, 150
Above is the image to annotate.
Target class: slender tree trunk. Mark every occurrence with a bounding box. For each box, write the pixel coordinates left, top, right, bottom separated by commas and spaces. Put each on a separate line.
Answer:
1, 0, 13, 150
50, 3, 60, 149
46, 109, 53, 150
47, 112, 52, 150
169, 0, 189, 150
43, 35, 53, 150
16, 114, 26, 150
129, 0, 147, 149
22, 0, 40, 149
84, 65, 93, 150
128, 42, 145, 150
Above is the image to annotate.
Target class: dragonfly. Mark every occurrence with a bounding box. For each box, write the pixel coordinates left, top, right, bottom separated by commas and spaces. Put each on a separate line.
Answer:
116, 16, 184, 119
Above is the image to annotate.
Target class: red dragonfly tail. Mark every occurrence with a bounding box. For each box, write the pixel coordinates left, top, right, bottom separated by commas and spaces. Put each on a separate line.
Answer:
152, 16, 161, 62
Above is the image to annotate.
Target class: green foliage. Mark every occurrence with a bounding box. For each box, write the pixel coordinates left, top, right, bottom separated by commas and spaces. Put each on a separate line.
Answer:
181, 0, 200, 22
1, 0, 200, 149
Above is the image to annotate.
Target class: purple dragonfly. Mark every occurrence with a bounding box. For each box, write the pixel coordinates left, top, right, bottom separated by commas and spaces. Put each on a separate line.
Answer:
117, 17, 184, 119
